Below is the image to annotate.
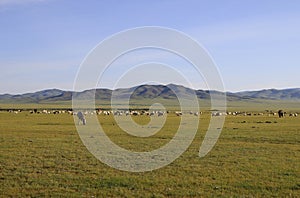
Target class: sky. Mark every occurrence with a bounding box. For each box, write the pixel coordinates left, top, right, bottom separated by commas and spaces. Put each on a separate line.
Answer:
0, 0, 300, 94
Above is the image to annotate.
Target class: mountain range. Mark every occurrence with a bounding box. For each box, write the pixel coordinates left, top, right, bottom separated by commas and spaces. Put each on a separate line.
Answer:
0, 84, 299, 104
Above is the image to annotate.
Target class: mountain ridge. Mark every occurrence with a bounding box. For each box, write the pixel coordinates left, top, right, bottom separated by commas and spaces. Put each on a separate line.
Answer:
0, 84, 300, 103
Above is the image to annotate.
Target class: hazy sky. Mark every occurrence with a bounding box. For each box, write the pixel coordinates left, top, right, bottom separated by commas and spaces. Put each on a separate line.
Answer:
0, 0, 300, 94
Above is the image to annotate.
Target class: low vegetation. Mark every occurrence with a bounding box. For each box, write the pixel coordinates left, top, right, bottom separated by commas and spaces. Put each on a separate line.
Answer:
0, 106, 299, 197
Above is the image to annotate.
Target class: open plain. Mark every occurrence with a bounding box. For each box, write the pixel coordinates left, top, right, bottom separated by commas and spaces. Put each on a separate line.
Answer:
0, 104, 299, 197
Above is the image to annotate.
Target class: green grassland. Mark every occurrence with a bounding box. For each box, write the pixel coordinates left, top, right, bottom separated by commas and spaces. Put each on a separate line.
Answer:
0, 104, 299, 197
1, 98, 300, 111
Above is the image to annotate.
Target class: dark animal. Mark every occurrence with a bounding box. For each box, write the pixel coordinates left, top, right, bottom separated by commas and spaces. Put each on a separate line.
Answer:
278, 110, 284, 118
77, 111, 86, 125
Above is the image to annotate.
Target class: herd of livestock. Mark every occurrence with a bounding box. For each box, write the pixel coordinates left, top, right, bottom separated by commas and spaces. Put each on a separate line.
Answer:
3, 108, 298, 118
2, 108, 298, 126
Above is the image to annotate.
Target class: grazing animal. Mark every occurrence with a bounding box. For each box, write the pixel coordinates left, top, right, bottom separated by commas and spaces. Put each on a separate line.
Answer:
175, 111, 182, 116
114, 111, 121, 116
77, 111, 86, 125
157, 111, 164, 117
131, 111, 139, 116
278, 110, 284, 118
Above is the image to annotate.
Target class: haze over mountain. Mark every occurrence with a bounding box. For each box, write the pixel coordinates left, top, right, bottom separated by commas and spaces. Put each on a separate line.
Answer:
0, 84, 299, 104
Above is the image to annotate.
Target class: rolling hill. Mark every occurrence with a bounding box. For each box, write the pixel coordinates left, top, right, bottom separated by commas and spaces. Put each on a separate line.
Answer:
0, 84, 299, 104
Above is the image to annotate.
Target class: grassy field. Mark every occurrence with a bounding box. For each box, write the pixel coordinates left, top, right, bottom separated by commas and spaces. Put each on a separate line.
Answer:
0, 107, 299, 197
1, 98, 300, 110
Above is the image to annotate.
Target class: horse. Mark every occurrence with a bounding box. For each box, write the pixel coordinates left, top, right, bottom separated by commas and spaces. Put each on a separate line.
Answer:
77, 111, 86, 125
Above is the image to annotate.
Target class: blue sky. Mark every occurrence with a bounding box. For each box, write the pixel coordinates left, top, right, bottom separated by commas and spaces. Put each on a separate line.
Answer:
0, 0, 300, 94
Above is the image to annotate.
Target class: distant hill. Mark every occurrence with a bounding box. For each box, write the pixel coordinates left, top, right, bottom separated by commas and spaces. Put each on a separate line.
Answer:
0, 84, 299, 104
232, 88, 300, 100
